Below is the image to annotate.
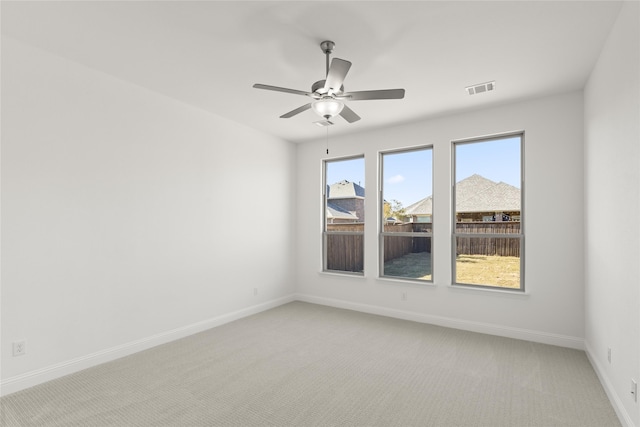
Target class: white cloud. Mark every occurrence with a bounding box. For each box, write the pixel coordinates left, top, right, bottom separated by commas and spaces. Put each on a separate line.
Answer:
388, 174, 405, 184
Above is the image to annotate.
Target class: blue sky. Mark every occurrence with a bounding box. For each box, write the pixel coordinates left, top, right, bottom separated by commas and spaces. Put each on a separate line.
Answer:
382, 148, 432, 207
455, 136, 521, 189
326, 156, 366, 190
326, 136, 521, 208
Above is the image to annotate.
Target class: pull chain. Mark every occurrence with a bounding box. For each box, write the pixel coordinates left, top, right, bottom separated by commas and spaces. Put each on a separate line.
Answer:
326, 127, 329, 155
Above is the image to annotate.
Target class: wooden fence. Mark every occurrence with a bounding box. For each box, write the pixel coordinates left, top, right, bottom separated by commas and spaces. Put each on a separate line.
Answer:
326, 233, 364, 272
326, 224, 364, 272
326, 223, 432, 271
382, 224, 432, 262
326, 222, 519, 272
455, 222, 520, 234
455, 222, 520, 257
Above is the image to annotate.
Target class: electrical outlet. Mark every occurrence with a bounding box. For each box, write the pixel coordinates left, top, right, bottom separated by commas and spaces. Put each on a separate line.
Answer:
13, 340, 26, 357
632, 379, 637, 402
607, 347, 611, 363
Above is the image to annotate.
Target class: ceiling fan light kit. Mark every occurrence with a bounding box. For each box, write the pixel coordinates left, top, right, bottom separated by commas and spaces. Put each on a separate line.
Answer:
312, 99, 344, 119
253, 40, 405, 125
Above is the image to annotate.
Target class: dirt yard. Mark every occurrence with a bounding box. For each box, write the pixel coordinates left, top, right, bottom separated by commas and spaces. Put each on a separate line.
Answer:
383, 252, 520, 288
455, 254, 520, 288
383, 252, 432, 280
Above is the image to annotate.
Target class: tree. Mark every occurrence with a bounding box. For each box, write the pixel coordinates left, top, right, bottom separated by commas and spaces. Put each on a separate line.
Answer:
383, 199, 407, 222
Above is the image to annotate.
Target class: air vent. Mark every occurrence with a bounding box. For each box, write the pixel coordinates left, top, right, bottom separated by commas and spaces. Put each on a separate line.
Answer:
466, 81, 495, 95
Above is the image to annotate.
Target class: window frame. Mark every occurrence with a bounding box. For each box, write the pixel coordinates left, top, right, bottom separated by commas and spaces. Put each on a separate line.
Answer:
378, 145, 434, 283
451, 132, 525, 291
322, 155, 366, 276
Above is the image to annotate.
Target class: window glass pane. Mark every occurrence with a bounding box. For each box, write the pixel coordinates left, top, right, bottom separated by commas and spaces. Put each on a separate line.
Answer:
324, 156, 365, 274
455, 137, 521, 224
325, 157, 365, 228
453, 135, 523, 290
383, 236, 432, 280
382, 149, 432, 228
380, 147, 432, 281
455, 237, 521, 289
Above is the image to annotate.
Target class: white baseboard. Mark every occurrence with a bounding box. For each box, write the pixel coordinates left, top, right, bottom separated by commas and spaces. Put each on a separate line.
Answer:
295, 293, 585, 350
0, 294, 296, 397
585, 341, 635, 427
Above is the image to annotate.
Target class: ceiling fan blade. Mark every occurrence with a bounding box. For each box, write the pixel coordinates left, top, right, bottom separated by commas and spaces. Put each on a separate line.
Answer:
339, 104, 361, 123
324, 58, 352, 92
343, 89, 405, 100
280, 103, 312, 118
253, 84, 312, 97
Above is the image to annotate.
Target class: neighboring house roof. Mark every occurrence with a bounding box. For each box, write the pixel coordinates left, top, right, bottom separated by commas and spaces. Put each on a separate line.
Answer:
403, 174, 521, 215
456, 175, 520, 212
404, 195, 433, 216
327, 180, 365, 199
326, 203, 359, 220
455, 174, 496, 201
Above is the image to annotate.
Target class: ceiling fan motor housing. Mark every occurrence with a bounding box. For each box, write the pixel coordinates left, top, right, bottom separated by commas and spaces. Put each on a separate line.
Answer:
312, 80, 325, 95
312, 80, 344, 96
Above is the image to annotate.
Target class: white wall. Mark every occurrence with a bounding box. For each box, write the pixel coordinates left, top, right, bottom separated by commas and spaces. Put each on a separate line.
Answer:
1, 38, 296, 393
296, 91, 586, 348
584, 2, 640, 426
2, 5, 637, 422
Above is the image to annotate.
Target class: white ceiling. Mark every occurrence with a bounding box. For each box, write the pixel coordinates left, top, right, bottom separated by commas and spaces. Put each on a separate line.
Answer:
2, 1, 623, 143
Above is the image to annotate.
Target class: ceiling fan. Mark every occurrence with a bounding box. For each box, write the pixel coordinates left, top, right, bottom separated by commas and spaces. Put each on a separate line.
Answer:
253, 40, 405, 125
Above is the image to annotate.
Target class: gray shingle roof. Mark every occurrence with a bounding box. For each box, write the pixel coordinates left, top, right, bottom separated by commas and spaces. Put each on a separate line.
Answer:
404, 196, 433, 216
403, 174, 521, 215
326, 202, 359, 220
328, 180, 365, 199
455, 174, 496, 201
456, 175, 520, 212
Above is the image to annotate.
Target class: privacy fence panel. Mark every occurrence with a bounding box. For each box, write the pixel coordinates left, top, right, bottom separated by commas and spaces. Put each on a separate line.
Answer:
455, 222, 521, 257
326, 224, 364, 272
326, 233, 364, 272
326, 222, 518, 272
382, 223, 432, 262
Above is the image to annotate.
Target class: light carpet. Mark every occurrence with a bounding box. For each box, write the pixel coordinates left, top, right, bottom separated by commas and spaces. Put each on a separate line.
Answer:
0, 301, 620, 426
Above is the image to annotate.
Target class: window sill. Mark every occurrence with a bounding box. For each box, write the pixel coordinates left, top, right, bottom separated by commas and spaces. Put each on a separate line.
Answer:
449, 283, 530, 296
377, 277, 436, 288
319, 271, 366, 279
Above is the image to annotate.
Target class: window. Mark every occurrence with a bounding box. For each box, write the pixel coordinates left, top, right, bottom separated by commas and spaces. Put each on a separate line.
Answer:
323, 156, 365, 274
452, 133, 524, 290
380, 147, 433, 281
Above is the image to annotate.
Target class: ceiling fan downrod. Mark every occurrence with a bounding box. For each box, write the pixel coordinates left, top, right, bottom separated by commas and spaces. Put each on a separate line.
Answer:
320, 40, 335, 77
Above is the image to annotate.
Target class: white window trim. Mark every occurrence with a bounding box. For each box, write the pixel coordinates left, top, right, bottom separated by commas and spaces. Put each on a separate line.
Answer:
451, 131, 525, 292
322, 155, 366, 275
378, 145, 434, 283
